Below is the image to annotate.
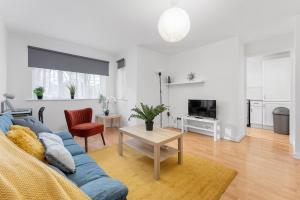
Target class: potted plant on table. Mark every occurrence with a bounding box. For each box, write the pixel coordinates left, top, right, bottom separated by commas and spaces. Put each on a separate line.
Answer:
33, 87, 45, 100
129, 103, 167, 131
67, 83, 76, 99
99, 95, 116, 116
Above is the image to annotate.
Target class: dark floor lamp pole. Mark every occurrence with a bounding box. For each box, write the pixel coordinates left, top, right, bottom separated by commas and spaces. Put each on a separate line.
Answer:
158, 72, 162, 128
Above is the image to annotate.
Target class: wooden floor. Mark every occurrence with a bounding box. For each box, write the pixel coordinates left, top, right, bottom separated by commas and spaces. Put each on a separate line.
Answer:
75, 127, 300, 200
247, 127, 290, 145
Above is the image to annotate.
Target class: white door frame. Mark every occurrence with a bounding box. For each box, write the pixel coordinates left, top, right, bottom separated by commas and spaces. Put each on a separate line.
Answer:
245, 49, 295, 146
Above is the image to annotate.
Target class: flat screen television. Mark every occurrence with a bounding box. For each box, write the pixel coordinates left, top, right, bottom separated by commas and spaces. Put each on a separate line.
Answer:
188, 99, 216, 119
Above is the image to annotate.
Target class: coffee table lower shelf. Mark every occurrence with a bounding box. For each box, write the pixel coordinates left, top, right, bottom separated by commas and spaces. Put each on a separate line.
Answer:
124, 139, 178, 162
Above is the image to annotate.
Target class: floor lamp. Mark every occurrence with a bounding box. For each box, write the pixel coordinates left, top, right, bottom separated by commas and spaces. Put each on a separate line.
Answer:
158, 72, 163, 128
154, 69, 164, 128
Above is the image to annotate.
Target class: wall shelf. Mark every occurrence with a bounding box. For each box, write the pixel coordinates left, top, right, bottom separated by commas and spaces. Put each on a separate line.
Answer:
166, 80, 205, 86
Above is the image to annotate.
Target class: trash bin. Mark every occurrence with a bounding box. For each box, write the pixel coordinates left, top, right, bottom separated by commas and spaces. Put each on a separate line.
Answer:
273, 107, 289, 135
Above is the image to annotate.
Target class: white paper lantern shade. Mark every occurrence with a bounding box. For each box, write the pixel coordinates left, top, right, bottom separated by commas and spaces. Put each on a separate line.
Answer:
158, 7, 191, 43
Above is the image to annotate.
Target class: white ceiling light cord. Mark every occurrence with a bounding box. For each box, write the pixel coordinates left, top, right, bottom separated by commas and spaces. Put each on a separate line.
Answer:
171, 0, 180, 7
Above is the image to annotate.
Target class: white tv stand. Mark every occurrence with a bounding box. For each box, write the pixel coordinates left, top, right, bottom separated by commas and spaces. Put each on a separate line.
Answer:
181, 116, 220, 141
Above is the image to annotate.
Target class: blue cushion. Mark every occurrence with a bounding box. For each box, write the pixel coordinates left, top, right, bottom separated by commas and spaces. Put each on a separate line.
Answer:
54, 131, 73, 140
65, 144, 85, 156
67, 162, 107, 187
63, 139, 77, 146
0, 113, 13, 133
80, 177, 128, 200
55, 131, 128, 200
73, 154, 96, 167
12, 116, 52, 134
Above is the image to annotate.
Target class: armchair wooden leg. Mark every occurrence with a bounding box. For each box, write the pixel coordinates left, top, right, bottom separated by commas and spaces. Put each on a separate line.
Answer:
100, 132, 106, 146
84, 137, 88, 152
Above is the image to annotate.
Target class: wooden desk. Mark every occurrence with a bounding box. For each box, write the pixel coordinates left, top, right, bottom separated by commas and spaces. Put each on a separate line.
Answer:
95, 114, 122, 133
119, 125, 183, 180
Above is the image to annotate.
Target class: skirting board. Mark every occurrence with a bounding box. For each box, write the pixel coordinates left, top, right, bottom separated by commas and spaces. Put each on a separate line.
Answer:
250, 124, 273, 130
170, 126, 245, 142
223, 134, 245, 142
293, 152, 300, 159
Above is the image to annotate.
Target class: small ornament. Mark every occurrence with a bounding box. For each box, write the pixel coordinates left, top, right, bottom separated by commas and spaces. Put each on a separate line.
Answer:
167, 76, 172, 83
187, 72, 195, 81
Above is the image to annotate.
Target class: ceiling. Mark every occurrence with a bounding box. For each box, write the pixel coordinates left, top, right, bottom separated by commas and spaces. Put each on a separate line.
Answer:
0, 0, 299, 55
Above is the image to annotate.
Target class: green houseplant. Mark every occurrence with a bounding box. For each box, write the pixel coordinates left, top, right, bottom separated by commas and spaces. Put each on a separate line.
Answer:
99, 95, 116, 116
67, 84, 76, 99
129, 103, 167, 131
33, 87, 45, 100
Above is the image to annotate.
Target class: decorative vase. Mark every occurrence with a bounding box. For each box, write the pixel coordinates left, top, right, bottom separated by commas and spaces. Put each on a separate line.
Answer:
167, 76, 171, 83
187, 72, 195, 81
71, 94, 74, 99
37, 95, 43, 100
145, 121, 154, 131
104, 110, 109, 116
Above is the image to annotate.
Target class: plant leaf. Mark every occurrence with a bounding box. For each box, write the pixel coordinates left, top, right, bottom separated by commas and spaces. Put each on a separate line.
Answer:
128, 103, 167, 122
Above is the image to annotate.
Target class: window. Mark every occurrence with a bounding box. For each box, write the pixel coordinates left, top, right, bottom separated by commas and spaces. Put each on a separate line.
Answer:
32, 68, 107, 99
116, 67, 127, 100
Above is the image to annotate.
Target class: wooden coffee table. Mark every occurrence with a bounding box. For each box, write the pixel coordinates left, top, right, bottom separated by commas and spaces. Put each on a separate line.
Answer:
118, 125, 183, 180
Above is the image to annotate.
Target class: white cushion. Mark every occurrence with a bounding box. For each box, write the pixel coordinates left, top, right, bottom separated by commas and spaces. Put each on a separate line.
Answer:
40, 135, 75, 174
39, 132, 63, 145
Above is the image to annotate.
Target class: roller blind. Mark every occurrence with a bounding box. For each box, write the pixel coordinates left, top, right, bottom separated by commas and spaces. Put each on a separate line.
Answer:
116, 58, 126, 69
28, 46, 109, 76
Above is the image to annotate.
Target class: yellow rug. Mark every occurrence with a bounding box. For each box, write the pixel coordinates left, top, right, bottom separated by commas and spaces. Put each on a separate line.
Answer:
89, 145, 237, 200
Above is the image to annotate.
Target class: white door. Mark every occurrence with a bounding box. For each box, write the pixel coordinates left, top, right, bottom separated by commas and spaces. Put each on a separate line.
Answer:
263, 57, 291, 101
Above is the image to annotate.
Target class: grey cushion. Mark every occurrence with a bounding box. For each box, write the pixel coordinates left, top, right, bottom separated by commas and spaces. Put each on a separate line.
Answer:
47, 164, 66, 177
12, 116, 52, 134
41, 137, 76, 174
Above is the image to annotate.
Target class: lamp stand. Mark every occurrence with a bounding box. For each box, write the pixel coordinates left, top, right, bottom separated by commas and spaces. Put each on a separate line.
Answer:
158, 72, 162, 128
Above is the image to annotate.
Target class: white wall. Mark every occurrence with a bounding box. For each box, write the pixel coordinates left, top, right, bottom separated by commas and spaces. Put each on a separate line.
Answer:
116, 47, 169, 126
136, 47, 169, 126
246, 57, 263, 100
245, 33, 294, 57
293, 16, 300, 158
166, 37, 246, 141
0, 18, 7, 101
7, 31, 117, 131
116, 47, 139, 126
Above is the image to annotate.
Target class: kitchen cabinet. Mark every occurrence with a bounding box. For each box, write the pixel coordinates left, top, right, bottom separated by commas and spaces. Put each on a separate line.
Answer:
250, 101, 263, 127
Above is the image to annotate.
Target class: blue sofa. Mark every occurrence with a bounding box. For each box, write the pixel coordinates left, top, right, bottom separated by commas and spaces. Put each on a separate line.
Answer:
0, 113, 128, 200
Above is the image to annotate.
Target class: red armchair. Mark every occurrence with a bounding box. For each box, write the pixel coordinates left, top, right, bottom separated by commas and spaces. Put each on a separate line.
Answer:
64, 108, 105, 152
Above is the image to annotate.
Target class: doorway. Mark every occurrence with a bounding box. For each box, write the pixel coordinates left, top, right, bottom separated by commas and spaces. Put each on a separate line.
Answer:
246, 51, 292, 143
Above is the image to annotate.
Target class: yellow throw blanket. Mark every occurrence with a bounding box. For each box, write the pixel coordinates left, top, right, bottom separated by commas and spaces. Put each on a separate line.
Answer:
0, 132, 90, 200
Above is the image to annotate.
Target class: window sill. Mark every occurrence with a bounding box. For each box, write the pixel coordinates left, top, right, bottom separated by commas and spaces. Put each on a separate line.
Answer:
26, 98, 99, 102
